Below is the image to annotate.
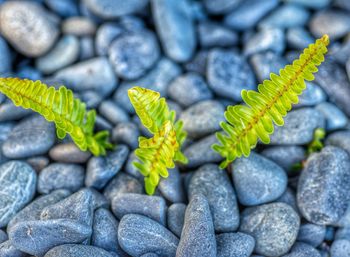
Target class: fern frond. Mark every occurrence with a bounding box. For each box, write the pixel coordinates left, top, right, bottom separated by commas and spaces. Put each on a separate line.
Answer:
0, 78, 113, 156
213, 35, 329, 168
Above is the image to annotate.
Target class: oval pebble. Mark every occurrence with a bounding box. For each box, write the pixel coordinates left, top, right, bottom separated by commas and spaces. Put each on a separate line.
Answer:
330, 239, 350, 257
49, 143, 91, 164
62, 17, 96, 36
111, 122, 140, 149
216, 232, 255, 257
45, 244, 114, 257
297, 223, 326, 247
95, 22, 123, 56
167, 203, 186, 238
158, 168, 185, 203
0, 240, 27, 257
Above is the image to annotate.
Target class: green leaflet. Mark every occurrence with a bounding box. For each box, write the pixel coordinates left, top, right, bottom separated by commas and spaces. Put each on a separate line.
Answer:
213, 35, 330, 168
0, 78, 113, 156
128, 86, 188, 194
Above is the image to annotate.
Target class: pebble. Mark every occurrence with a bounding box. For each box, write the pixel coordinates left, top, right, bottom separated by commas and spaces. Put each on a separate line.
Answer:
85, 145, 129, 189
329, 36, 350, 65
158, 168, 185, 203
207, 49, 256, 101
62, 17, 96, 36
183, 134, 222, 168
0, 36, 11, 74
38, 163, 85, 194
26, 156, 50, 172
326, 131, 350, 156
75, 90, 102, 109
125, 151, 144, 180
240, 202, 300, 256
336, 227, 350, 240
95, 115, 113, 131
287, 27, 314, 49
79, 36, 95, 60
118, 214, 179, 257
330, 240, 350, 257
85, 188, 110, 210
232, 152, 288, 206
8, 219, 92, 257
0, 240, 27, 257
83, 0, 149, 19
54, 57, 117, 97
269, 108, 325, 145
198, 22, 238, 48
296, 82, 326, 107
112, 193, 167, 225
95, 23, 123, 56
119, 15, 145, 32
167, 203, 186, 238
335, 0, 350, 10
111, 122, 139, 149
184, 50, 208, 75
310, 10, 350, 40
152, 0, 196, 62
286, 0, 331, 9
203, 0, 241, 14
45, 244, 114, 257
98, 100, 130, 125
0, 230, 7, 244
49, 143, 91, 163
216, 232, 255, 257
45, 0, 79, 17
0, 1, 59, 57
109, 30, 160, 80
297, 223, 326, 247
276, 188, 299, 213
188, 164, 239, 232
0, 101, 32, 122
283, 242, 321, 257
36, 35, 79, 74
315, 103, 348, 131
0, 161, 36, 228
297, 146, 350, 225
140, 253, 159, 257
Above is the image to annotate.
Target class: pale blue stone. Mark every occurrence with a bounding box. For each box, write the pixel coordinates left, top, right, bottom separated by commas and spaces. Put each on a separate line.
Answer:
316, 102, 348, 131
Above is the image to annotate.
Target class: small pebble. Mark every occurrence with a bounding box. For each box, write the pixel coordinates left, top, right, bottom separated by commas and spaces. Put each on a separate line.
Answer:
203, 0, 241, 14
49, 143, 91, 164
95, 22, 123, 56
276, 188, 299, 213
158, 168, 185, 203
0, 36, 11, 74
296, 82, 326, 107
184, 50, 208, 75
216, 232, 255, 257
62, 17, 96, 36
283, 242, 321, 257
330, 239, 350, 257
297, 223, 326, 247
198, 21, 238, 48
26, 156, 50, 172
0, 230, 7, 244
0, 240, 27, 257
167, 203, 186, 238
45, 0, 79, 17
287, 27, 314, 49
98, 100, 130, 125
316, 102, 348, 131
45, 244, 114, 257
326, 131, 350, 157
79, 36, 95, 60
111, 122, 139, 149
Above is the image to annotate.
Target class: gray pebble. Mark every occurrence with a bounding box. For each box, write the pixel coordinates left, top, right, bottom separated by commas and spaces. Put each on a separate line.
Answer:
330, 239, 350, 257
296, 82, 327, 107
158, 168, 185, 203
98, 100, 130, 125
297, 223, 326, 247
62, 17, 96, 36
287, 27, 314, 50
95, 22, 123, 56
111, 122, 139, 149
326, 130, 350, 158
26, 156, 50, 172
198, 21, 238, 48
0, 240, 26, 257
329, 36, 350, 65
49, 143, 91, 164
283, 242, 321, 257
184, 50, 208, 75
0, 230, 7, 244
276, 188, 299, 213
316, 102, 348, 131
45, 244, 114, 257
45, 0, 79, 17
216, 232, 255, 257
203, 0, 241, 14
125, 151, 144, 180
167, 203, 186, 238
336, 227, 350, 240
0, 101, 31, 122
79, 36, 95, 60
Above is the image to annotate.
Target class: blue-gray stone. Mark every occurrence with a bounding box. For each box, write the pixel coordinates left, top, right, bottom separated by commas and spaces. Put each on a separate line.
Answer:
285, 0, 331, 9
45, 0, 79, 17
216, 232, 255, 257
168, 72, 213, 107
83, 0, 149, 19
0, 100, 31, 122
188, 164, 239, 232
62, 17, 96, 36
329, 37, 350, 65
75, 90, 102, 109
336, 227, 350, 240
198, 22, 238, 48
276, 188, 299, 213
45, 244, 114, 257
79, 36, 95, 60
232, 152, 288, 206
112, 193, 167, 225
36, 35, 79, 74
112, 122, 139, 149
85, 188, 109, 210
207, 49, 256, 101
184, 50, 208, 75
261, 146, 306, 173
0, 230, 7, 244
310, 10, 350, 40
0, 240, 26, 257
297, 223, 325, 247
335, 0, 350, 10
330, 240, 350, 257
25, 156, 48, 172
85, 145, 129, 189
158, 168, 185, 203
17, 66, 42, 81
283, 242, 321, 257
240, 202, 300, 256
177, 194, 216, 257
109, 30, 160, 80
203, 0, 241, 14
54, 57, 117, 97
118, 214, 179, 257
0, 161, 36, 228
140, 253, 158, 257
152, 0, 196, 62
316, 103, 348, 131
113, 58, 181, 113
125, 151, 144, 180
269, 108, 325, 145
98, 100, 129, 125
49, 143, 91, 164
95, 23, 123, 56
119, 15, 145, 32
0, 122, 14, 142
259, 4, 310, 29
244, 28, 285, 56
297, 146, 350, 225
184, 134, 222, 168
0, 1, 59, 57
9, 219, 92, 257
167, 203, 186, 238
296, 82, 326, 107
0, 36, 11, 74
325, 226, 335, 241
95, 115, 113, 131
287, 27, 314, 49
38, 163, 85, 194
224, 0, 278, 30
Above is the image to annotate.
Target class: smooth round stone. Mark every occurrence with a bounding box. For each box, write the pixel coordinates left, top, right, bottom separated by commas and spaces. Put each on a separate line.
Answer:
112, 193, 167, 225
296, 82, 326, 107
180, 100, 225, 139
36, 35, 79, 74
261, 146, 306, 173
329, 36, 350, 65
168, 72, 213, 107
79, 36, 94, 60
0, 36, 11, 74
0, 101, 32, 122
297, 223, 326, 247
95, 115, 113, 131
62, 17, 96, 36
177, 194, 216, 257
8, 219, 92, 257
283, 242, 321, 257
45, 244, 114, 257
54, 57, 117, 97
285, 0, 331, 9
124, 151, 144, 180
111, 122, 139, 149
184, 50, 208, 75
85, 145, 129, 189
216, 232, 255, 257
167, 203, 186, 238
45, 0, 79, 17
49, 143, 91, 164
0, 1, 59, 57
240, 202, 300, 256
17, 66, 42, 80
119, 15, 145, 32
95, 22, 123, 56
158, 168, 185, 203
310, 10, 350, 40
316, 102, 348, 131
0, 230, 7, 244
232, 152, 288, 206
203, 0, 241, 14
26, 156, 50, 172
224, 0, 278, 30
0, 161, 37, 228
207, 49, 256, 101
188, 164, 239, 232
297, 146, 350, 225
336, 227, 350, 240
118, 214, 179, 257
98, 100, 129, 125
0, 240, 27, 257
326, 131, 350, 156
287, 27, 314, 49
83, 0, 148, 19
38, 163, 85, 194
76, 90, 103, 109
331, 239, 350, 257
269, 108, 325, 145
198, 21, 238, 48
109, 30, 160, 80
152, 0, 196, 62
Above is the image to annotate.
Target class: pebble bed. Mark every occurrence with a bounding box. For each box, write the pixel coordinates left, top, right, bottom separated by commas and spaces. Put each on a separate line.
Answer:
0, 0, 350, 257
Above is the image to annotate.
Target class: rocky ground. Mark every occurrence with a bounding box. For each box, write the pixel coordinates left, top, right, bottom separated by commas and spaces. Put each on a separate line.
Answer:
0, 0, 350, 256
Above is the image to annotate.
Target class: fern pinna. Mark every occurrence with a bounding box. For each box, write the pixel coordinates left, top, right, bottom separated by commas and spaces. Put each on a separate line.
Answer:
0, 78, 113, 156
213, 35, 329, 168
128, 86, 188, 195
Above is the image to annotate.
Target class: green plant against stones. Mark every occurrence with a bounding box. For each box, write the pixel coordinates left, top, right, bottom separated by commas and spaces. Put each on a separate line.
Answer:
128, 86, 188, 195
212, 35, 330, 168
0, 77, 113, 156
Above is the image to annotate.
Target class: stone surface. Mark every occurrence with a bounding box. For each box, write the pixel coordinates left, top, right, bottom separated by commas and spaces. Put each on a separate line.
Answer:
297, 223, 326, 247
326, 131, 350, 156
0, 36, 11, 74
0, 240, 26, 257
296, 82, 326, 107
26, 156, 50, 172
0, 230, 7, 244
0, 101, 31, 122
286, 27, 314, 50
95, 22, 123, 56
330, 239, 350, 257
98, 101, 130, 125
283, 242, 321, 257
45, 244, 114, 257
198, 21, 238, 48
216, 232, 255, 257
111, 122, 140, 149
49, 143, 91, 164
158, 168, 185, 203
316, 102, 348, 131
203, 0, 241, 14
167, 203, 186, 238
62, 17, 96, 36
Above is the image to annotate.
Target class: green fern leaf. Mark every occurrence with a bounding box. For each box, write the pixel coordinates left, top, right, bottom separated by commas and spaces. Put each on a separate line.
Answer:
0, 78, 113, 156
213, 35, 330, 168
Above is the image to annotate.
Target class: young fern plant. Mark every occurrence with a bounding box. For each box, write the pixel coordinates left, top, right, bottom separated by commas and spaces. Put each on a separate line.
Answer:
128, 86, 188, 195
213, 35, 330, 168
0, 78, 113, 156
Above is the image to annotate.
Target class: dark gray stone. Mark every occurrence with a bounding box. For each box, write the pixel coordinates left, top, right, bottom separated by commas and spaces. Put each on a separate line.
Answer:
0, 240, 26, 257
49, 143, 91, 164
330, 240, 350, 257
326, 131, 350, 156
62, 17, 96, 36
45, 244, 114, 257
216, 232, 255, 257
111, 122, 139, 149
158, 168, 185, 203
297, 223, 325, 247
98, 101, 130, 125
167, 203, 186, 238
316, 103, 348, 131
95, 22, 123, 56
